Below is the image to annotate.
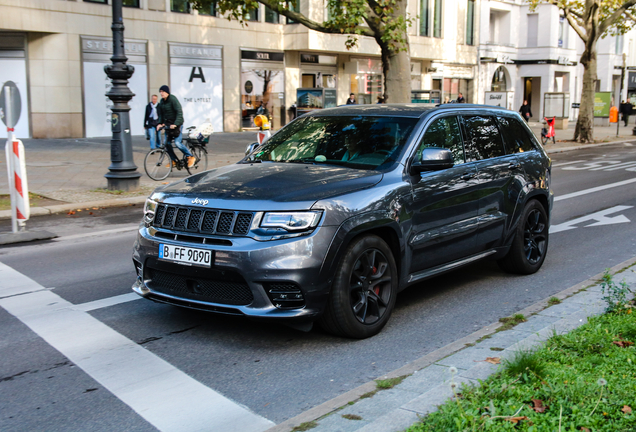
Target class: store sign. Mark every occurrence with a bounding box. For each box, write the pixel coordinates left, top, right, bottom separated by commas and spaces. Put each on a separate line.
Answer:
82, 38, 147, 55
496, 54, 511, 64
83, 62, 147, 137
171, 65, 224, 133
170, 44, 221, 60
241, 50, 284, 62
300, 54, 337, 65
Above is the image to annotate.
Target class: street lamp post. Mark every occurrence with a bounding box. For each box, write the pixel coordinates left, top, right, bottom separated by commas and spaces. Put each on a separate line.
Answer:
104, 0, 140, 191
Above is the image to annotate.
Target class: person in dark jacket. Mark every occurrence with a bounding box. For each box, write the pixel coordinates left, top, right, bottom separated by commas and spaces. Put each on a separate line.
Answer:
156, 85, 194, 167
519, 100, 532, 122
144, 94, 160, 149
456, 93, 465, 103
620, 99, 633, 126
346, 93, 356, 105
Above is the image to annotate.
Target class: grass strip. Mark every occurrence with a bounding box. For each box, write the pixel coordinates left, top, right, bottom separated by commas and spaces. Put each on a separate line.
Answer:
405, 302, 636, 431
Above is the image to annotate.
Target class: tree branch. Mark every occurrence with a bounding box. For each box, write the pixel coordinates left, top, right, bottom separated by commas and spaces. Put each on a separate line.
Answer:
564, 7, 588, 43
599, 0, 636, 36
625, 9, 636, 23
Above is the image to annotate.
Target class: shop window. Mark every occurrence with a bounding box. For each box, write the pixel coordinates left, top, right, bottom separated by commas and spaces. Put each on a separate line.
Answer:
466, 0, 475, 45
491, 66, 507, 92
419, 0, 430, 36
196, 1, 218, 16
123, 0, 140, 6
323, 74, 336, 88
286, 0, 300, 24
443, 78, 471, 103
265, 6, 279, 23
433, 0, 442, 38
302, 74, 316, 88
171, 0, 189, 13
241, 68, 284, 128
84, 0, 107, 3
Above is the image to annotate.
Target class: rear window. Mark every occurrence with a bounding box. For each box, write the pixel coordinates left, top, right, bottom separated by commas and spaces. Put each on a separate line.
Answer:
246, 115, 419, 170
497, 116, 537, 153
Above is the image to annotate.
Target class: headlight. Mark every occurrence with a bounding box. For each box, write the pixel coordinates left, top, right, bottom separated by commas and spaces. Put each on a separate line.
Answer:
261, 211, 321, 231
143, 198, 158, 224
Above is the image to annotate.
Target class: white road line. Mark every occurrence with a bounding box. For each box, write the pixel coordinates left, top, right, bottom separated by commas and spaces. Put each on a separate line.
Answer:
73, 293, 141, 312
56, 225, 140, 241
0, 263, 274, 432
555, 177, 636, 202
552, 160, 586, 167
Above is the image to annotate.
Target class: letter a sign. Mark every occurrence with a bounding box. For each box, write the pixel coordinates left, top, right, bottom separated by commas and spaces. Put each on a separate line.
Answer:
189, 67, 206, 83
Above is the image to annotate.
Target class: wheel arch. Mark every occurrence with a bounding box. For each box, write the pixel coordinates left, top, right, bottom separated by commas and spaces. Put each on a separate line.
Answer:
319, 214, 406, 294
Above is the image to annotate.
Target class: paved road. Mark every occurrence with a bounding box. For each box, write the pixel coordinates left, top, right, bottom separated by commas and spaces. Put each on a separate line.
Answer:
2, 142, 636, 430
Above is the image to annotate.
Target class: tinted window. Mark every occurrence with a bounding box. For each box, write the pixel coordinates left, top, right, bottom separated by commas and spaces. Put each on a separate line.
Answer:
247, 115, 418, 170
462, 115, 505, 160
417, 116, 465, 164
497, 116, 536, 153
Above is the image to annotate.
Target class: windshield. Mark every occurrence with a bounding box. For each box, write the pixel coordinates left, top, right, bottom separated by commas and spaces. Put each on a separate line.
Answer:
245, 115, 419, 170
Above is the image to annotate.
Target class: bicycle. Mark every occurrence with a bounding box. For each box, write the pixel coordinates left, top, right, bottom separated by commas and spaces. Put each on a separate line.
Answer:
144, 126, 209, 181
541, 117, 556, 145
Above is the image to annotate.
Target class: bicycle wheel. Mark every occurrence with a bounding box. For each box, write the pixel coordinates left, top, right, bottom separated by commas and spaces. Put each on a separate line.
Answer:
541, 135, 548, 146
144, 149, 172, 181
186, 146, 208, 175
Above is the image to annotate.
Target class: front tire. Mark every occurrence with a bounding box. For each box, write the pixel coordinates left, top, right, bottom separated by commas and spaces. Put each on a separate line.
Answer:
541, 135, 548, 145
320, 235, 398, 338
498, 200, 549, 274
144, 149, 172, 181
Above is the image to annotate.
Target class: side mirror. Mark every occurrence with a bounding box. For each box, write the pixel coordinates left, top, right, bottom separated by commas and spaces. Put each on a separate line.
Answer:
245, 142, 260, 156
410, 147, 454, 175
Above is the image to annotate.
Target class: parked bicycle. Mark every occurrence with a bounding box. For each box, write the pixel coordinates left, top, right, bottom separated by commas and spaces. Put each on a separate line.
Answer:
144, 125, 209, 181
541, 117, 556, 145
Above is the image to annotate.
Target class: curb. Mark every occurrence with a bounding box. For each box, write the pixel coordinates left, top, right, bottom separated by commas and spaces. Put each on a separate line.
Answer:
266, 255, 636, 432
0, 196, 147, 221
543, 137, 636, 154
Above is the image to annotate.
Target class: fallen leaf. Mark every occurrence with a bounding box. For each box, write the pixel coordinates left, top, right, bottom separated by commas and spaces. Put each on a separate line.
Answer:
67, 211, 76, 215
622, 405, 632, 414
485, 357, 501, 364
77, 209, 82, 212
92, 207, 99, 210
505, 416, 529, 424
612, 340, 635, 348
89, 212, 93, 215
531, 398, 548, 413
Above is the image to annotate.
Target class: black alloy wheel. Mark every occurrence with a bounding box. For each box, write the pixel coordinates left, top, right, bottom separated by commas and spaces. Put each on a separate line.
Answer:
498, 199, 549, 275
349, 248, 392, 325
320, 235, 398, 338
523, 207, 547, 265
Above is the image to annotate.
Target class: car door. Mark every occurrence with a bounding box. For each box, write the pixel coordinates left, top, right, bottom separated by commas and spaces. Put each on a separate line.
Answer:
408, 115, 481, 273
460, 114, 526, 251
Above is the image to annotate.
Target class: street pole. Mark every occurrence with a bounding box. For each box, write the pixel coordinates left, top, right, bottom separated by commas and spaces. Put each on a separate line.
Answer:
618, 53, 626, 137
104, 0, 140, 191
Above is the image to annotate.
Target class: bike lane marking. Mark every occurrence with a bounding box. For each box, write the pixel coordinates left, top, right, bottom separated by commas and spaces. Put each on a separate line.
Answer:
554, 177, 636, 202
0, 262, 274, 432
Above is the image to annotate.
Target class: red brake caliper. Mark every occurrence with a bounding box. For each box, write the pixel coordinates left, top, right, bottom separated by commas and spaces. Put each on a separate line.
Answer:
372, 266, 380, 295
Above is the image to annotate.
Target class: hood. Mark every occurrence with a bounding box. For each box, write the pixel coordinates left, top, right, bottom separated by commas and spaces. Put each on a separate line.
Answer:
153, 163, 383, 211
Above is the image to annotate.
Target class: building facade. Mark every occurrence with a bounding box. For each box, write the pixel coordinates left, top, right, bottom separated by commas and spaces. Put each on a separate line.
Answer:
0, 0, 479, 139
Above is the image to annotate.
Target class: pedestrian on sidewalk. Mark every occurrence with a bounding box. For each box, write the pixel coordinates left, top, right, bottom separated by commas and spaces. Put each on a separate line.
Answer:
156, 85, 195, 168
346, 93, 357, 105
620, 99, 633, 126
456, 92, 465, 103
519, 100, 532, 123
144, 94, 160, 149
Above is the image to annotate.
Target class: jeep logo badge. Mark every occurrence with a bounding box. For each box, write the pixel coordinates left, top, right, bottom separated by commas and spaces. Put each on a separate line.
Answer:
191, 198, 209, 206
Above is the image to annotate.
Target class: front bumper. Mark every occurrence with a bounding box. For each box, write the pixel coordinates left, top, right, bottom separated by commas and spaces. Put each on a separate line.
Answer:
132, 225, 337, 320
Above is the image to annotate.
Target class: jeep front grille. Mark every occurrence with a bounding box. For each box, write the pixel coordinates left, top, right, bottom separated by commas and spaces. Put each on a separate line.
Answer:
152, 204, 253, 236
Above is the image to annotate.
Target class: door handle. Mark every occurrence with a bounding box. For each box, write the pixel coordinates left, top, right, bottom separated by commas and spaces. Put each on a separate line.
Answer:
460, 172, 475, 180
508, 162, 521, 170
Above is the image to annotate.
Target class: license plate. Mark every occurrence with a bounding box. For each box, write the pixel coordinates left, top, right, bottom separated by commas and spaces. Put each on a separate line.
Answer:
158, 244, 213, 267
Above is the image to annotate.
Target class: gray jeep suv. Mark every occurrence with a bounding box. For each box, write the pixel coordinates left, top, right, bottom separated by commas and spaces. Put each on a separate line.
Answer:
133, 104, 552, 338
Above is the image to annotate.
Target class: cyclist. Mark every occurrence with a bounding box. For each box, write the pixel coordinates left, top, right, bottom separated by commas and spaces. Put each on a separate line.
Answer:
156, 85, 195, 168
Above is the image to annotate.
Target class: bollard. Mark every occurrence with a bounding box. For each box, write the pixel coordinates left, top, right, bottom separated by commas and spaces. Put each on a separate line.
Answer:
5, 137, 30, 232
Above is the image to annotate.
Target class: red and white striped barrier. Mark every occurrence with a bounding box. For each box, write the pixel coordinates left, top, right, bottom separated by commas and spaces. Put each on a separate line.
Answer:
5, 131, 29, 232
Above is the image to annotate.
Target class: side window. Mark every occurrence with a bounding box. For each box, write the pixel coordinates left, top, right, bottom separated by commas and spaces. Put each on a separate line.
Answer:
462, 115, 505, 160
497, 116, 537, 153
417, 116, 465, 164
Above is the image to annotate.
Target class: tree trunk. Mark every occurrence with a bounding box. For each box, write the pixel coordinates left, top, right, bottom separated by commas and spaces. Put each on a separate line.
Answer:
574, 45, 597, 143
381, 44, 411, 103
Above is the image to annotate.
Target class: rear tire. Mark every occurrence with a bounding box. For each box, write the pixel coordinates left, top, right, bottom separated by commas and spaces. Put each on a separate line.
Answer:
498, 200, 549, 274
541, 135, 548, 145
144, 149, 172, 181
320, 235, 398, 339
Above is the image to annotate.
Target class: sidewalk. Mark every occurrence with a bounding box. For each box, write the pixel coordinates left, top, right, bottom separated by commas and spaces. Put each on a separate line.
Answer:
0, 122, 635, 220
267, 258, 636, 432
